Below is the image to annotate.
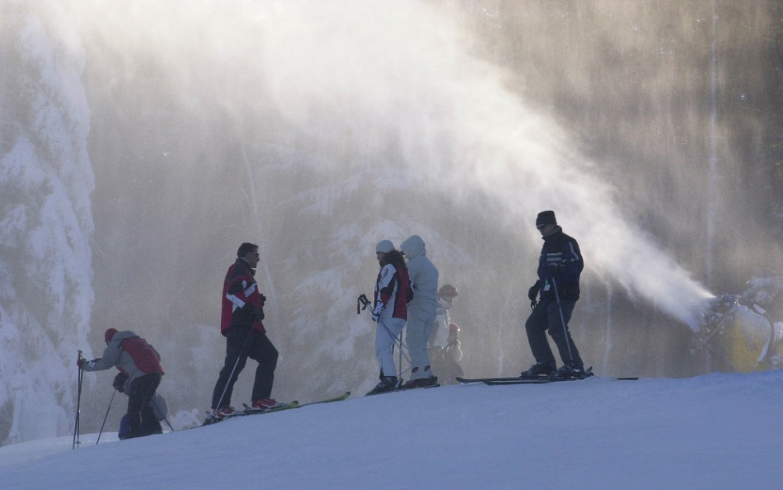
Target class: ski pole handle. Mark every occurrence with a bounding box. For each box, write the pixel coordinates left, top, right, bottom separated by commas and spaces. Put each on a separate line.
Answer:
357, 294, 371, 314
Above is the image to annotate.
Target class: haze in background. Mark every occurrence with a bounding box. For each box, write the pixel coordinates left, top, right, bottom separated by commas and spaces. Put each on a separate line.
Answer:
1, 0, 781, 443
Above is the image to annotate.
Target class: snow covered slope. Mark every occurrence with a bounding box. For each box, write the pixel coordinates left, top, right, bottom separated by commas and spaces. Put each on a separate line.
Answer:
1, 371, 781, 490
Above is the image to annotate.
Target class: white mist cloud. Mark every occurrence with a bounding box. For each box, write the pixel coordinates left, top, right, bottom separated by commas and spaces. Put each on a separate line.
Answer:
66, 0, 714, 330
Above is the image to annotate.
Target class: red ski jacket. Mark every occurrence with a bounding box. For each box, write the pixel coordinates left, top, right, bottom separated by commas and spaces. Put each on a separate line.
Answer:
221, 257, 266, 335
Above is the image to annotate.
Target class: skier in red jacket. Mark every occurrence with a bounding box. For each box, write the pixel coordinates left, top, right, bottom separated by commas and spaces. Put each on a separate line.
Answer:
209, 242, 281, 420
78, 328, 164, 439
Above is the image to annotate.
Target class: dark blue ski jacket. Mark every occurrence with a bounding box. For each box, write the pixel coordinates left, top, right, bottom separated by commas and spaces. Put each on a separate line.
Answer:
536, 227, 584, 302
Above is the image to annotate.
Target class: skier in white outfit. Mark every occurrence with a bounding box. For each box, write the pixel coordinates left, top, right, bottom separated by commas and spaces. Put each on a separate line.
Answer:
366, 239, 412, 395
400, 235, 439, 388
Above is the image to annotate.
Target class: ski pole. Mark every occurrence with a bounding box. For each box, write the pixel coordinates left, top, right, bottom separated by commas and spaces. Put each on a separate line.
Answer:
212, 328, 256, 416
361, 298, 411, 364
397, 333, 403, 388
96, 389, 117, 445
151, 397, 175, 432
362, 296, 410, 383
379, 320, 411, 364
382, 320, 410, 387
72, 350, 84, 450
550, 276, 575, 363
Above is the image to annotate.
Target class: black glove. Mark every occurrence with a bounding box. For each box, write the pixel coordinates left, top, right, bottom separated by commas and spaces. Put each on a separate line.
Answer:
113, 372, 129, 392
77, 357, 87, 369
259, 294, 267, 307
527, 281, 540, 301
242, 302, 264, 321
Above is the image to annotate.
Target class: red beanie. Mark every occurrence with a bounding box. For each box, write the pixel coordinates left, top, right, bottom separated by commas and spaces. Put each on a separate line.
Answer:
105, 328, 118, 344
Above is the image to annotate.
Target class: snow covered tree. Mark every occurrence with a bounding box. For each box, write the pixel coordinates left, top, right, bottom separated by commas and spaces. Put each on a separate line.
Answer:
0, 1, 94, 445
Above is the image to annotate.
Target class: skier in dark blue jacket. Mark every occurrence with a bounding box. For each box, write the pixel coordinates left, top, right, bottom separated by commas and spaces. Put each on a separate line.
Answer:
523, 210, 586, 378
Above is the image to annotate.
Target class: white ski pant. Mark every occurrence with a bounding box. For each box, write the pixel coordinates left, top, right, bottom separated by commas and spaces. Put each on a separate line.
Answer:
406, 305, 436, 380
375, 317, 406, 378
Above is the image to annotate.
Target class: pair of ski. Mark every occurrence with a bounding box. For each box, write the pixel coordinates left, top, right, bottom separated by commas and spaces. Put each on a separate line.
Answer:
457, 368, 638, 386
202, 391, 351, 426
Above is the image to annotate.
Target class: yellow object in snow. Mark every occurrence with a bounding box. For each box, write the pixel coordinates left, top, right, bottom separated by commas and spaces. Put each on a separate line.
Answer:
714, 305, 772, 372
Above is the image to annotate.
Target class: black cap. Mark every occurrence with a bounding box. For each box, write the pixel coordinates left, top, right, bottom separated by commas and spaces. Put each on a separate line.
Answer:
536, 211, 557, 227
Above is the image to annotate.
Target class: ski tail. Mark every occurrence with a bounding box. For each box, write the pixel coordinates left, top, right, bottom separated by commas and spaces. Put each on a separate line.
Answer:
299, 391, 351, 407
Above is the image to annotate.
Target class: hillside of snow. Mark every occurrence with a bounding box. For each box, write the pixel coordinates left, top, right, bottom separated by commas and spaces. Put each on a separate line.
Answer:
1, 371, 781, 490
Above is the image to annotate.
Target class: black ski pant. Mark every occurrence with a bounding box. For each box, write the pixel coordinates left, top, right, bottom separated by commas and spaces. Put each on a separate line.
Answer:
525, 299, 584, 369
127, 373, 163, 438
211, 326, 279, 410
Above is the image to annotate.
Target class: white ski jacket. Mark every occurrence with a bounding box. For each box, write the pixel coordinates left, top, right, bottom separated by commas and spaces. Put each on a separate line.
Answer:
400, 235, 439, 312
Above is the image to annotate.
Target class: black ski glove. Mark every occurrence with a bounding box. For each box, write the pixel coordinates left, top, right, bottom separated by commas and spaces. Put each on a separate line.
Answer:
250, 307, 264, 321
243, 303, 264, 321
527, 281, 540, 301
113, 372, 129, 392
528, 281, 541, 310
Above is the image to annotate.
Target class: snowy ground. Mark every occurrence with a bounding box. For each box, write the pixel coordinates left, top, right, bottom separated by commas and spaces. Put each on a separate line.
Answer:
1, 370, 781, 490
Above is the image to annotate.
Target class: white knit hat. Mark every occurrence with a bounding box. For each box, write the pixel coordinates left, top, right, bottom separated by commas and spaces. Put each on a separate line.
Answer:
376, 240, 395, 254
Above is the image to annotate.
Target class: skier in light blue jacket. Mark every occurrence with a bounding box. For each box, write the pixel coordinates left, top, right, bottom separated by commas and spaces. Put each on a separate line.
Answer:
400, 235, 439, 388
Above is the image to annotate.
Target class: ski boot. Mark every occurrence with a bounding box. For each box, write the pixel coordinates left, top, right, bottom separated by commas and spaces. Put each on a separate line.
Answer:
366, 376, 398, 395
